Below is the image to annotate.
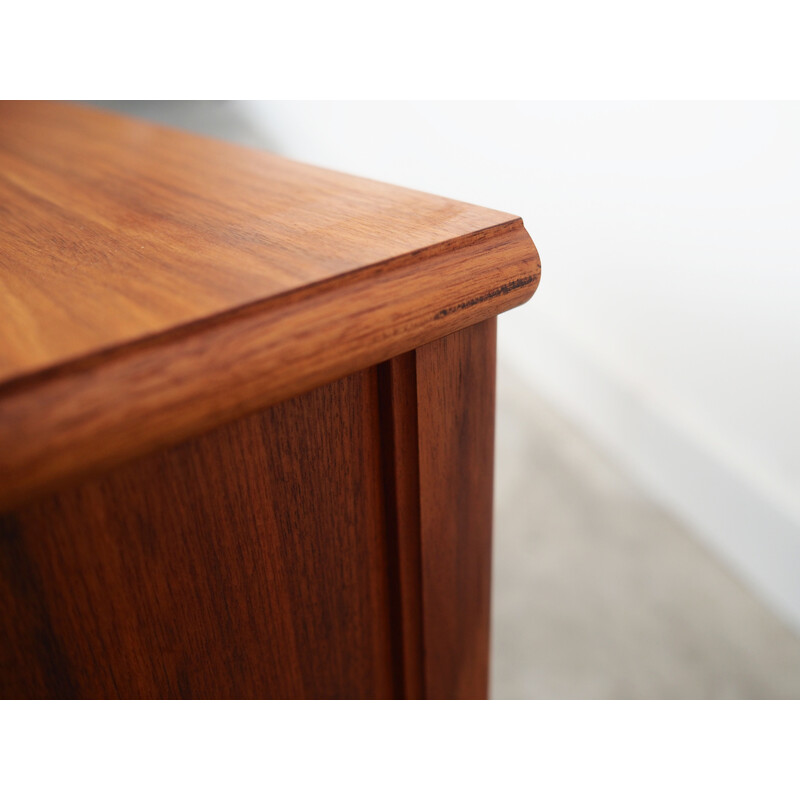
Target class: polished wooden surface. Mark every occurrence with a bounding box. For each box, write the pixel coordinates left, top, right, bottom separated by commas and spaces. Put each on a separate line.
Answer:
0, 323, 498, 699
0, 101, 540, 510
0, 101, 534, 384
377, 319, 497, 699
0, 369, 396, 699
417, 319, 496, 699
0, 102, 540, 699
377, 351, 425, 698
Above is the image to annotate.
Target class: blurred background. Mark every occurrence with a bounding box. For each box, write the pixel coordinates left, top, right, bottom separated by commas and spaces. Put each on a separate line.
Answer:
94, 102, 800, 698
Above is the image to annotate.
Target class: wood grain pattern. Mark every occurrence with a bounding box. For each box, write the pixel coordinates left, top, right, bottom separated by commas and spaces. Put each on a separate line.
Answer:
416, 319, 497, 699
0, 101, 539, 698
0, 220, 537, 512
0, 321, 505, 699
0, 101, 540, 510
0, 101, 533, 384
0, 368, 396, 699
377, 321, 498, 699
377, 352, 425, 699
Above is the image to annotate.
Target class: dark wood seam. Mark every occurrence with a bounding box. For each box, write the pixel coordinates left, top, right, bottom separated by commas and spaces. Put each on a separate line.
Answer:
377, 353, 426, 699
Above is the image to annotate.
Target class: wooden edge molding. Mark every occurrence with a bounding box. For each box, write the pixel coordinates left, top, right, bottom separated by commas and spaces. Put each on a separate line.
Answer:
0, 218, 540, 511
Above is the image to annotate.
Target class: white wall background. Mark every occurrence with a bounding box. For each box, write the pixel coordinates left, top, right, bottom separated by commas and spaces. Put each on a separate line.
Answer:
238, 102, 800, 631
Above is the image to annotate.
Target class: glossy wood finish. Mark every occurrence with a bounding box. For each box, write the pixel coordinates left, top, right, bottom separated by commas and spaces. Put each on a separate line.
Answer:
417, 319, 497, 699
377, 320, 497, 699
0, 102, 541, 699
0, 369, 396, 699
0, 102, 527, 385
0, 102, 540, 510
377, 351, 426, 699
0, 322, 497, 699
0, 220, 537, 512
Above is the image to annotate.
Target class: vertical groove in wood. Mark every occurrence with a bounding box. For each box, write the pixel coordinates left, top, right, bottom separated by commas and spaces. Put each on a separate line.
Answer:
377, 353, 426, 699
416, 318, 497, 700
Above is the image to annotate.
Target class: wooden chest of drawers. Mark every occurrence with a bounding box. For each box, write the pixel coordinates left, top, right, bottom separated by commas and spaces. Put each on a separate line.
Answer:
0, 101, 540, 698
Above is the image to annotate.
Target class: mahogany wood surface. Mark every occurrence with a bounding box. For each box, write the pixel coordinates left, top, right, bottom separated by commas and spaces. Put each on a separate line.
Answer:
376, 320, 497, 699
417, 319, 496, 699
0, 369, 396, 699
0, 323, 497, 699
0, 101, 540, 510
377, 351, 425, 699
0, 102, 523, 384
0, 102, 541, 699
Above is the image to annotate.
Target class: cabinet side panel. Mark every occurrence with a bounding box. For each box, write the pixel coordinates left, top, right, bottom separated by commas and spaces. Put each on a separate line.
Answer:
416, 319, 497, 699
0, 368, 395, 699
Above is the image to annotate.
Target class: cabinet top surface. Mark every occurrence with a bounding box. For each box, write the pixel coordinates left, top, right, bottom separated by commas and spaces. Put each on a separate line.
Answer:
0, 101, 519, 387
